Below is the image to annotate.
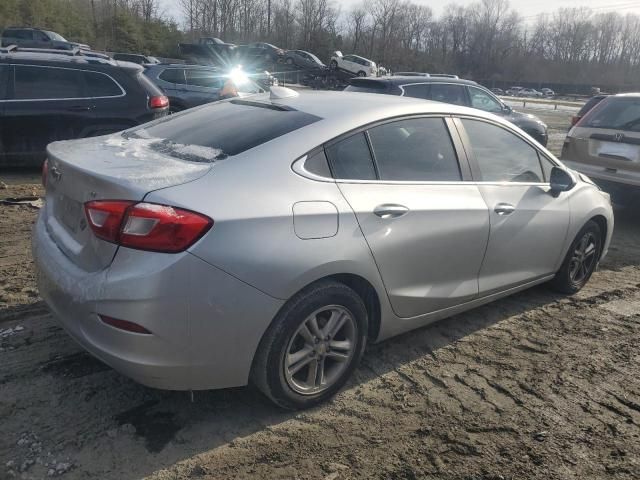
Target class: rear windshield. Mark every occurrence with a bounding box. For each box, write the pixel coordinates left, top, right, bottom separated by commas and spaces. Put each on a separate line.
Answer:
578, 96, 606, 117
583, 97, 640, 132
129, 99, 321, 161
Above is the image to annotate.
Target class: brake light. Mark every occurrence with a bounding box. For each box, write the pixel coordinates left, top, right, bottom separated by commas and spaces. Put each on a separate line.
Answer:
42, 159, 48, 188
84, 201, 212, 253
149, 95, 169, 109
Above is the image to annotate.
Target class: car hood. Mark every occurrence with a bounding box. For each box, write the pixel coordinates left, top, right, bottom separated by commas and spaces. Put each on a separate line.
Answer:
503, 109, 546, 130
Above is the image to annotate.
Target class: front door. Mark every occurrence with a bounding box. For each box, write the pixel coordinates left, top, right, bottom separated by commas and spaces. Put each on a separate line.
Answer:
329, 117, 490, 318
456, 117, 570, 295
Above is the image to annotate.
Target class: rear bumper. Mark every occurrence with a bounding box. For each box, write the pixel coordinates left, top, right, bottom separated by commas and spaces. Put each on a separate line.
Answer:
33, 212, 283, 390
561, 160, 640, 188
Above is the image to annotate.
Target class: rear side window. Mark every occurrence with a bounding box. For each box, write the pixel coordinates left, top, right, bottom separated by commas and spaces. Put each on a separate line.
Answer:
14, 66, 84, 100
5, 29, 33, 40
430, 84, 467, 106
159, 68, 187, 84
368, 118, 461, 181
582, 97, 640, 132
325, 133, 376, 180
133, 100, 321, 159
462, 119, 544, 183
84, 71, 122, 97
402, 84, 429, 100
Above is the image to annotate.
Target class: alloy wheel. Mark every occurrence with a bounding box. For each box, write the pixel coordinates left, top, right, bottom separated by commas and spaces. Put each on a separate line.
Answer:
284, 305, 357, 395
569, 232, 598, 283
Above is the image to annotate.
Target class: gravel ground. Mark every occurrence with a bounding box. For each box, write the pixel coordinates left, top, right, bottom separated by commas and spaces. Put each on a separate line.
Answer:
1, 109, 639, 480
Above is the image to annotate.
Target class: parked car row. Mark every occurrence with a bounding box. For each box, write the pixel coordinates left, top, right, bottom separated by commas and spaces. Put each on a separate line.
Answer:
504, 86, 555, 98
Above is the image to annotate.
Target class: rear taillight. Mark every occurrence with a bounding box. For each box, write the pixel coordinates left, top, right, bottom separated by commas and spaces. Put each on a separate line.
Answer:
149, 95, 169, 109
42, 159, 48, 188
84, 201, 212, 253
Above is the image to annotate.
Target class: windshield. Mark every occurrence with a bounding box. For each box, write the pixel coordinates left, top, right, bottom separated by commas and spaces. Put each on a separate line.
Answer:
44, 31, 66, 41
128, 99, 321, 161
583, 97, 640, 132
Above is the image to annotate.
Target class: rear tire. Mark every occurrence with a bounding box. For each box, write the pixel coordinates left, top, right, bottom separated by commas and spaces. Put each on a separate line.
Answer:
357, 71, 367, 77
251, 280, 368, 410
550, 220, 602, 294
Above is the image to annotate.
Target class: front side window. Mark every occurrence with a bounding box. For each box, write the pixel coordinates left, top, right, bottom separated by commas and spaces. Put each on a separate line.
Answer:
14, 66, 84, 100
402, 84, 429, 100
325, 132, 376, 180
461, 118, 544, 183
468, 86, 503, 113
367, 118, 461, 181
429, 84, 467, 106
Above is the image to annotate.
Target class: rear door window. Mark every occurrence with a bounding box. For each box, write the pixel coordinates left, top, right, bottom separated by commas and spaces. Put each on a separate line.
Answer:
159, 68, 186, 85
325, 132, 376, 180
14, 65, 84, 100
133, 99, 321, 159
468, 86, 503, 113
367, 118, 461, 181
429, 84, 468, 106
186, 70, 224, 88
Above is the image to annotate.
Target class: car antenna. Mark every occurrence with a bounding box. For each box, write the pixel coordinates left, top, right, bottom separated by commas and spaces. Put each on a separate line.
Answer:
270, 85, 299, 100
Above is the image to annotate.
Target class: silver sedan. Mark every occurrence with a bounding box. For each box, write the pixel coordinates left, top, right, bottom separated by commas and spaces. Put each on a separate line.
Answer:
33, 87, 614, 409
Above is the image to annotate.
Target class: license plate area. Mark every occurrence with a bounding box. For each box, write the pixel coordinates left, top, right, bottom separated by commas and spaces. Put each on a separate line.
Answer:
596, 141, 639, 162
58, 196, 82, 234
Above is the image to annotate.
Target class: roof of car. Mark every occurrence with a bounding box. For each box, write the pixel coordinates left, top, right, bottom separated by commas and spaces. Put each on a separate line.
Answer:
0, 48, 142, 72
353, 76, 479, 87
613, 92, 640, 97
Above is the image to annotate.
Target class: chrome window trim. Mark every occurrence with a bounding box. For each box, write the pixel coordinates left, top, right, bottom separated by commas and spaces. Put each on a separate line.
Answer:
0, 63, 126, 102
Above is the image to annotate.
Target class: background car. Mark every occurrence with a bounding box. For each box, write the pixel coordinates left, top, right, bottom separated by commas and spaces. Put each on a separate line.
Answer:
330, 51, 377, 77
491, 87, 505, 95
33, 87, 613, 411
0, 47, 168, 167
541, 87, 555, 96
571, 94, 609, 126
284, 49, 326, 70
236, 42, 284, 68
1, 27, 90, 50
112, 53, 161, 65
561, 93, 640, 203
345, 76, 549, 145
506, 86, 523, 96
178, 37, 237, 66
518, 88, 544, 98
144, 64, 263, 112
394, 72, 429, 76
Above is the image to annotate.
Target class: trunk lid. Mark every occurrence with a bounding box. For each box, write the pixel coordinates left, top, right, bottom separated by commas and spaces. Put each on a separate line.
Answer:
44, 134, 212, 272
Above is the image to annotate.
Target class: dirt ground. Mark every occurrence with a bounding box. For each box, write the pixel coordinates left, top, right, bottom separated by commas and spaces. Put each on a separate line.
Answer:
1, 109, 639, 480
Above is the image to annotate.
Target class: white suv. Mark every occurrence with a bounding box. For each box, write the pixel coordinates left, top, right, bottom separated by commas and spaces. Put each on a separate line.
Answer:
330, 51, 377, 77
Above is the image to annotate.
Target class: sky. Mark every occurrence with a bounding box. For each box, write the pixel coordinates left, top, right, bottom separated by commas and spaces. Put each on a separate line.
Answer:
158, 0, 640, 26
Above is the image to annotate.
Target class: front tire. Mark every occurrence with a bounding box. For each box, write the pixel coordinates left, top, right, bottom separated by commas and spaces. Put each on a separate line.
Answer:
251, 280, 368, 410
357, 71, 367, 77
550, 220, 602, 294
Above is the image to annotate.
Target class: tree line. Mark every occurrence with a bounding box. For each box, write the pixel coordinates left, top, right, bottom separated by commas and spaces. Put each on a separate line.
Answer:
3, 0, 640, 90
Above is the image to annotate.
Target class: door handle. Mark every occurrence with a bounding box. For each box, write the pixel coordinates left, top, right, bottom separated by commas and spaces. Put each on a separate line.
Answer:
494, 203, 515, 216
373, 204, 409, 219
67, 105, 93, 112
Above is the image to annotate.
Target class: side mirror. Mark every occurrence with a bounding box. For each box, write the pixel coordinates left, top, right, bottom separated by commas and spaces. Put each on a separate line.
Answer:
549, 167, 575, 196
502, 104, 512, 114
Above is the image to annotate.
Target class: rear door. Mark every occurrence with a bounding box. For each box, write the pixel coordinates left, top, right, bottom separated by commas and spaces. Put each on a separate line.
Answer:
332, 116, 490, 318
456, 117, 569, 295
157, 67, 187, 104
3, 64, 94, 165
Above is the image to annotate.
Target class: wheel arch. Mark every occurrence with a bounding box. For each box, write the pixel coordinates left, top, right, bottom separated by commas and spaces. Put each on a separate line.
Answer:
589, 214, 608, 260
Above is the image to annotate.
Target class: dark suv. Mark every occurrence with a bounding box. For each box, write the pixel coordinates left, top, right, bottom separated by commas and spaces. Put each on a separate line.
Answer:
0, 47, 168, 166
346, 76, 549, 146
1, 27, 90, 50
